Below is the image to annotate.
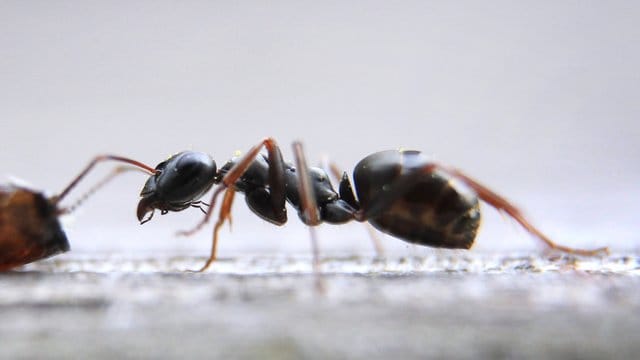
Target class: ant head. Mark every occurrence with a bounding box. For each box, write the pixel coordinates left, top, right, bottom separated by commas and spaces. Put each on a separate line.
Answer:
137, 151, 218, 222
0, 186, 70, 270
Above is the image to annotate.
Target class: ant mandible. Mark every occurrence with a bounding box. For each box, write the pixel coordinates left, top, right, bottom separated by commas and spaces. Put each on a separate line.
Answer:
135, 138, 609, 272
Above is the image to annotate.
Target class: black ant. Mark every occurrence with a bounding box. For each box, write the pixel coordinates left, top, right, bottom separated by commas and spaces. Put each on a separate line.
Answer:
135, 138, 609, 272
0, 155, 155, 270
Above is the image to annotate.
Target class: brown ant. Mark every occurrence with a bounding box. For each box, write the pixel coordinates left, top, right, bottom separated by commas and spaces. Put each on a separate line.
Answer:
0, 156, 154, 271
135, 138, 609, 272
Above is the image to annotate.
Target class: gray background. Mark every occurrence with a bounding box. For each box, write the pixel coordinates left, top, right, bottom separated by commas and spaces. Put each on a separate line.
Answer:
1, 0, 638, 256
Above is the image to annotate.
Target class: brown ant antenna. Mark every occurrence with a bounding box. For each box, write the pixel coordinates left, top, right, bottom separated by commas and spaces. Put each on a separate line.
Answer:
57, 165, 152, 215
52, 155, 156, 211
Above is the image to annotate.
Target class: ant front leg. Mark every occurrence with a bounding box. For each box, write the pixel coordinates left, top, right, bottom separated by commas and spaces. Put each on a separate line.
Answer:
179, 137, 287, 272
190, 201, 210, 215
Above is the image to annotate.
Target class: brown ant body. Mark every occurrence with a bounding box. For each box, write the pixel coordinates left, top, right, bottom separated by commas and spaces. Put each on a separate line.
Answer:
135, 138, 608, 272
0, 156, 154, 270
0, 185, 70, 270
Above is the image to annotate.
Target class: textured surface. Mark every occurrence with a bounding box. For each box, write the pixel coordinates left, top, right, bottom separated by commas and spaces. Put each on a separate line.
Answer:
1, 253, 638, 359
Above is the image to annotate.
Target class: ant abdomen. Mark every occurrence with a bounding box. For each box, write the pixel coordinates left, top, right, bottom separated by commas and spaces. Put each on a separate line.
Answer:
354, 150, 481, 249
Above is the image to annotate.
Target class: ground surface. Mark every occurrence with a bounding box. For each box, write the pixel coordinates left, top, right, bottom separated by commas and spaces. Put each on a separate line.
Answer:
1, 253, 639, 359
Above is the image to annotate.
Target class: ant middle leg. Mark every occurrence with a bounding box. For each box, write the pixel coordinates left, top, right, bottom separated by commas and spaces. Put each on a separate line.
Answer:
292, 141, 325, 291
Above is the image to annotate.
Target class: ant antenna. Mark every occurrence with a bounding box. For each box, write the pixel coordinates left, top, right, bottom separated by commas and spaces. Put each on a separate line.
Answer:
57, 165, 151, 215
51, 155, 156, 207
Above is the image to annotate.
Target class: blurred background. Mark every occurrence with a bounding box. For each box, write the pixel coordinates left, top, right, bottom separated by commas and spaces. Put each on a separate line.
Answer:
1, 0, 638, 256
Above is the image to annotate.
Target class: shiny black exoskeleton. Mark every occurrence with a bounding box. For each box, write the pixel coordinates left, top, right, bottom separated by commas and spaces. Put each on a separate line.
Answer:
137, 145, 480, 250
353, 150, 480, 249
137, 152, 219, 222
137, 152, 361, 225
136, 138, 608, 271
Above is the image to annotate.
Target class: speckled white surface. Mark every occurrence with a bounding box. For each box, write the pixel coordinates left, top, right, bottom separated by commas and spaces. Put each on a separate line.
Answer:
1, 254, 638, 359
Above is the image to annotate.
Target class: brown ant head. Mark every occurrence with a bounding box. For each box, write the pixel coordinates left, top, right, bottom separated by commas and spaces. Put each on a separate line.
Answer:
0, 186, 70, 270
